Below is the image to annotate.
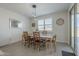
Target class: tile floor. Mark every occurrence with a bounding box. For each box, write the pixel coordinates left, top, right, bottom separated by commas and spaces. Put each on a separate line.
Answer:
0, 41, 73, 56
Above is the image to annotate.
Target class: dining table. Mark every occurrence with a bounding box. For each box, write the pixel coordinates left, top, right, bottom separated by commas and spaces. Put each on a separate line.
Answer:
28, 34, 53, 41
27, 33, 56, 50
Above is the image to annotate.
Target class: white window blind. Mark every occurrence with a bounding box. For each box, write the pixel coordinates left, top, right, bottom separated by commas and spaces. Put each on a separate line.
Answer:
38, 18, 52, 31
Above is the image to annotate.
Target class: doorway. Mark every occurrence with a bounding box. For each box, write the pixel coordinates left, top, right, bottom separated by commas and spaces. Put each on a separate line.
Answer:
70, 5, 75, 51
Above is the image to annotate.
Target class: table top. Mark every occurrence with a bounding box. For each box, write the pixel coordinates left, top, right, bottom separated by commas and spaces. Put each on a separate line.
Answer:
28, 34, 53, 39
40, 35, 52, 38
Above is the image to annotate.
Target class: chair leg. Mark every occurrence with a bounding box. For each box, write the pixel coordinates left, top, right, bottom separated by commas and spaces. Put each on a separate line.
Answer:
46, 42, 50, 49
27, 43, 30, 48
45, 42, 47, 49
37, 45, 40, 51
28, 41, 30, 48
34, 43, 40, 51
54, 42, 56, 52
24, 42, 26, 46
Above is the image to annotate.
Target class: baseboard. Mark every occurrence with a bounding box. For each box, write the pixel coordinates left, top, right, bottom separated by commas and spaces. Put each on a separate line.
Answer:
0, 40, 21, 48
56, 41, 68, 45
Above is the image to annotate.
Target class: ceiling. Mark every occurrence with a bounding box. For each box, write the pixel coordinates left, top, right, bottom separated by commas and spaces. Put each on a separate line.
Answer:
0, 3, 71, 18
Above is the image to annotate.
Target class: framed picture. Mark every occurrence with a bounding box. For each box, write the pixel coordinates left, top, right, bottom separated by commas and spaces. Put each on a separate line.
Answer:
56, 18, 64, 25
9, 18, 22, 28
32, 23, 35, 27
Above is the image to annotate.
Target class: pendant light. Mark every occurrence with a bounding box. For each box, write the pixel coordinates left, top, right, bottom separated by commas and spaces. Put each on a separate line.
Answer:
32, 4, 36, 17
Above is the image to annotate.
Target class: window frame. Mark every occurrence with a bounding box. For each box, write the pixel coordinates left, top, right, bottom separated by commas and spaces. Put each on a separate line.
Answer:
38, 18, 52, 31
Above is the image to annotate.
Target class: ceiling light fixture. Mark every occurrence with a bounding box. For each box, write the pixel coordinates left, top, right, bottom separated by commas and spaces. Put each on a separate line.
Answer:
32, 4, 36, 17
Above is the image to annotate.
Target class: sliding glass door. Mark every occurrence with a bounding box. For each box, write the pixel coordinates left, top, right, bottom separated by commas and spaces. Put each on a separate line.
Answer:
70, 5, 75, 51
76, 3, 79, 55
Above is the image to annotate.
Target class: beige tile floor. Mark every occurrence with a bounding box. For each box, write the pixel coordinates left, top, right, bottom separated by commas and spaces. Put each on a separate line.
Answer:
0, 41, 73, 56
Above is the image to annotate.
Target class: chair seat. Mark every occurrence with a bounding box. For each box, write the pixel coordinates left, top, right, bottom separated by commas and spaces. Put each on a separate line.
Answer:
46, 40, 51, 42
35, 40, 40, 42
25, 39, 29, 41
52, 40, 55, 42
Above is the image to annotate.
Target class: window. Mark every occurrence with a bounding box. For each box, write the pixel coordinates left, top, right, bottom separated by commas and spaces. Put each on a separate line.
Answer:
38, 18, 52, 31
77, 14, 79, 37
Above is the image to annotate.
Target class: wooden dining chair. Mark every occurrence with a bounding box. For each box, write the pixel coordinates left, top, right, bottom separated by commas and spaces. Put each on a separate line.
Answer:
29, 35, 34, 48
33, 32, 40, 51
22, 32, 29, 46
52, 35, 56, 51
52, 35, 56, 46
45, 37, 51, 49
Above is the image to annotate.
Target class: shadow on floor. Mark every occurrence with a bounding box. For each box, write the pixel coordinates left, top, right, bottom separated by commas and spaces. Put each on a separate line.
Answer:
62, 50, 75, 56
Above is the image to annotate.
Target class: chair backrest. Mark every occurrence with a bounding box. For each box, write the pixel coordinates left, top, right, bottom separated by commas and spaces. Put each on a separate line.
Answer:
53, 35, 56, 41
42, 30, 47, 35
22, 32, 28, 41
33, 32, 40, 41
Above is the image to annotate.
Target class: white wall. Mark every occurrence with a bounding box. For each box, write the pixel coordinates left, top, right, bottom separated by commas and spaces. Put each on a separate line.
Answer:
0, 7, 30, 46
30, 11, 68, 43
